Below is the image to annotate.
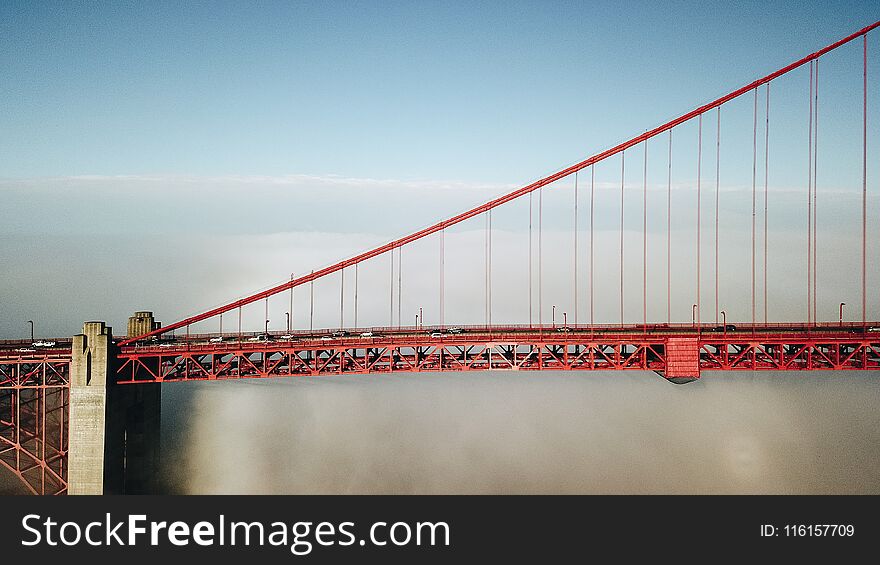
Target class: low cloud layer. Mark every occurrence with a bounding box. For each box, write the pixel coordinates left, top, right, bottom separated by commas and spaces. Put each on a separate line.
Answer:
163, 371, 880, 494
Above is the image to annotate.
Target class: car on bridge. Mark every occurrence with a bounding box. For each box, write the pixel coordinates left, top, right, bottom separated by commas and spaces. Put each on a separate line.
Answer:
32, 340, 56, 347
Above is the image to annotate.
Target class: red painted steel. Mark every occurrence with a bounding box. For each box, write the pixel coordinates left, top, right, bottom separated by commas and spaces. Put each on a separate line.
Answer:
119, 20, 880, 347
115, 325, 880, 383
1, 325, 877, 497
666, 337, 701, 380
0, 353, 70, 495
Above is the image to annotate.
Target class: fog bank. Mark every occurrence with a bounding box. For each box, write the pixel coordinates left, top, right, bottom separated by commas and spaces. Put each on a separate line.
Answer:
160, 371, 880, 494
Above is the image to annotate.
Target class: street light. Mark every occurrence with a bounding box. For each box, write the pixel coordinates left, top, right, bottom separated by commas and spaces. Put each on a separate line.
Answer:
720, 310, 727, 337
563, 312, 567, 327
285, 312, 290, 333
552, 305, 557, 327
839, 302, 846, 326
265, 319, 270, 336
27, 320, 33, 343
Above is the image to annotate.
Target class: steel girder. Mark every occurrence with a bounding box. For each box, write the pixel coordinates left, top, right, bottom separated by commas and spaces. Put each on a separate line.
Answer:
0, 354, 70, 495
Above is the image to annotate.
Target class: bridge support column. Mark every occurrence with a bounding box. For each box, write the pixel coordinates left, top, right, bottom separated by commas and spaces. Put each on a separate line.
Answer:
663, 337, 700, 384
67, 321, 161, 494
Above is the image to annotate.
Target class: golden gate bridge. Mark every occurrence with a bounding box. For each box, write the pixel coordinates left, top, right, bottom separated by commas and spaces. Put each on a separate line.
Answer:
2, 21, 880, 495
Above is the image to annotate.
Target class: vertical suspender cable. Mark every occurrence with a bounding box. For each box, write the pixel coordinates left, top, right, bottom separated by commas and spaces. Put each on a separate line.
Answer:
488, 209, 492, 326
590, 166, 595, 329
539, 185, 544, 328
643, 139, 648, 332
309, 270, 314, 332
389, 251, 394, 327
668, 130, 672, 325
807, 61, 814, 326
354, 264, 358, 328
289, 274, 294, 332
863, 35, 868, 326
715, 107, 721, 325
398, 247, 402, 328
529, 191, 533, 327
814, 59, 819, 322
697, 114, 702, 330
440, 229, 444, 327
485, 212, 489, 325
752, 88, 758, 330
764, 83, 770, 323
814, 67, 820, 320
574, 172, 579, 326
620, 150, 625, 326
340, 268, 344, 329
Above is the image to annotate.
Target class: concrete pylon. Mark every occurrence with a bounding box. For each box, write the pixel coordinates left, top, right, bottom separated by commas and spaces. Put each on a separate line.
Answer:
67, 321, 161, 494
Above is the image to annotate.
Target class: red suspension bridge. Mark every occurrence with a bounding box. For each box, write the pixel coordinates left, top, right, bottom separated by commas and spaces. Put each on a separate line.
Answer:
3, 21, 880, 495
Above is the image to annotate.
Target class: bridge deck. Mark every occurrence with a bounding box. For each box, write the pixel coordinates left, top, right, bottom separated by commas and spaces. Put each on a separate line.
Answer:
112, 323, 880, 383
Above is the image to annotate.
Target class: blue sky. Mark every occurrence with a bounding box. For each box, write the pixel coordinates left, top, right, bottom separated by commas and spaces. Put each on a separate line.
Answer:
2, 1, 877, 182
1, 2, 879, 337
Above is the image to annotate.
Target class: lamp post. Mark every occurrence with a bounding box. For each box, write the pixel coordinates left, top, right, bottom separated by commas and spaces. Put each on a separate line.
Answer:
839, 302, 846, 326
721, 310, 727, 337
563, 312, 567, 327
285, 312, 290, 333
27, 320, 33, 343
265, 319, 269, 336
552, 305, 556, 328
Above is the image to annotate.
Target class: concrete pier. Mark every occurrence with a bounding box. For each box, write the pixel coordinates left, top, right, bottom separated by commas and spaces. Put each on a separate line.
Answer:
67, 321, 161, 494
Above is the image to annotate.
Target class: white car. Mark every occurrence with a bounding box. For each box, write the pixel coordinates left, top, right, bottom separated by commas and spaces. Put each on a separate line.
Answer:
360, 331, 373, 338
32, 340, 56, 347
16, 347, 36, 353
320, 335, 334, 341
209, 336, 223, 343
430, 332, 445, 338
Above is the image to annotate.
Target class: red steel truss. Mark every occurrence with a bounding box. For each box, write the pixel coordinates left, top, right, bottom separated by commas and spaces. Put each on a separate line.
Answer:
115, 325, 880, 384
0, 351, 71, 495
